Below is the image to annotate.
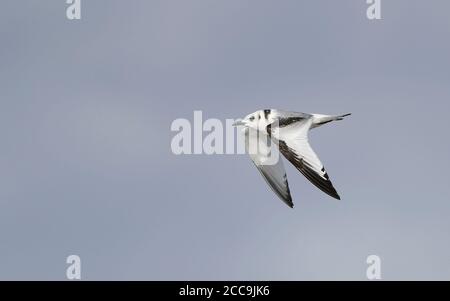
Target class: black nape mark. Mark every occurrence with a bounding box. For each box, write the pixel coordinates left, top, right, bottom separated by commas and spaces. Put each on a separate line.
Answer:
266, 124, 272, 136
264, 109, 271, 119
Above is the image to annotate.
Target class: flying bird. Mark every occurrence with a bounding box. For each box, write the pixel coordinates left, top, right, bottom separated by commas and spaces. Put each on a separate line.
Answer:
233, 109, 350, 208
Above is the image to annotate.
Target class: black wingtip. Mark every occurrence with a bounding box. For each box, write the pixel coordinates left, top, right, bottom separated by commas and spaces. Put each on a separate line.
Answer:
328, 188, 341, 200
284, 196, 294, 208
336, 113, 352, 121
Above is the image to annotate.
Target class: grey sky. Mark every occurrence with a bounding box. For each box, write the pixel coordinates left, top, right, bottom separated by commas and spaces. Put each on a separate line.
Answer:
1, 0, 449, 280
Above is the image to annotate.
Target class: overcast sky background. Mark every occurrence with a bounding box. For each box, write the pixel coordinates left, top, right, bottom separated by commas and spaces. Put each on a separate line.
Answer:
1, 0, 449, 280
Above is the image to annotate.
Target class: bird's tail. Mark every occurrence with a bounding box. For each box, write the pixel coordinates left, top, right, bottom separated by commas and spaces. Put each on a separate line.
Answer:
312, 113, 351, 128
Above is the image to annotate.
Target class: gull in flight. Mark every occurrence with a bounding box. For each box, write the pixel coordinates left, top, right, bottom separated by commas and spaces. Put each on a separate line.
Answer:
233, 109, 350, 208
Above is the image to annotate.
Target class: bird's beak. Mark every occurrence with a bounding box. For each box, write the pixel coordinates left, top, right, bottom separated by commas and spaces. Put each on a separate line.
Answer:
232, 120, 245, 127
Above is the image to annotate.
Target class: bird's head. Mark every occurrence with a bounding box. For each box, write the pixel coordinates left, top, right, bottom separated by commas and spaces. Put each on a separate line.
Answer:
233, 110, 273, 131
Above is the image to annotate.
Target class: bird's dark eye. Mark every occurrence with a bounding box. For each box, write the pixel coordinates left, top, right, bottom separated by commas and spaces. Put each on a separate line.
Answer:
249, 116, 255, 121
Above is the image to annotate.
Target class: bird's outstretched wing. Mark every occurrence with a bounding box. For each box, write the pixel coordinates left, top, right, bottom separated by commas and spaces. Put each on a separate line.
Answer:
244, 128, 294, 208
267, 116, 340, 200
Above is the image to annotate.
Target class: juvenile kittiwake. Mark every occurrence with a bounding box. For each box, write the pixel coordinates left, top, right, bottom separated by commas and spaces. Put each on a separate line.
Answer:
233, 109, 350, 208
